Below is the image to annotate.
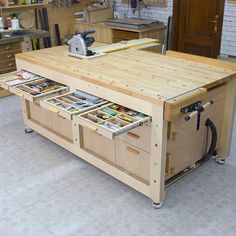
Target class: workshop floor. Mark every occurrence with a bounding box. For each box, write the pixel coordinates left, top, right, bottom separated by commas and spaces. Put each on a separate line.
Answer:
0, 95, 236, 236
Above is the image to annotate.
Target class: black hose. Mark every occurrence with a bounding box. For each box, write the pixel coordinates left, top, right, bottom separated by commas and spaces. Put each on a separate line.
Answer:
202, 118, 217, 162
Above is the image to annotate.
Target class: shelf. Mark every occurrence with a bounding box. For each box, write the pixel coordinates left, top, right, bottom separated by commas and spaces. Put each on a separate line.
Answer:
0, 3, 48, 11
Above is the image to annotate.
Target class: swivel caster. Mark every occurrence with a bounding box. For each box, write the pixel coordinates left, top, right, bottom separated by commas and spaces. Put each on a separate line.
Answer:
152, 201, 163, 209
25, 127, 33, 134
215, 155, 225, 165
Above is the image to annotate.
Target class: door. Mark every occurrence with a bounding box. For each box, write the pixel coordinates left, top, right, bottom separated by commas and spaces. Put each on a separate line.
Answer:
172, 0, 225, 58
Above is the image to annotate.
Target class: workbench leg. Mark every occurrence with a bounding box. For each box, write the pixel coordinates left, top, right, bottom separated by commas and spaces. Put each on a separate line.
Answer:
218, 77, 236, 160
21, 98, 33, 134
150, 104, 167, 208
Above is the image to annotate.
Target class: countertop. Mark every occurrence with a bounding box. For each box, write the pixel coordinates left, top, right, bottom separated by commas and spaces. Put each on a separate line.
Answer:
15, 41, 236, 105
0, 29, 50, 45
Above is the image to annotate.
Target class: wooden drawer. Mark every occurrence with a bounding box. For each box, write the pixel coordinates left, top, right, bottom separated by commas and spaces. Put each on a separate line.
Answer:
28, 101, 52, 129
74, 103, 151, 139
40, 91, 107, 120
10, 76, 69, 102
0, 71, 40, 90
80, 127, 116, 163
0, 42, 21, 53
113, 29, 138, 40
51, 112, 73, 142
117, 125, 151, 153
0, 60, 16, 71
0, 50, 21, 62
116, 139, 150, 182
0, 68, 16, 75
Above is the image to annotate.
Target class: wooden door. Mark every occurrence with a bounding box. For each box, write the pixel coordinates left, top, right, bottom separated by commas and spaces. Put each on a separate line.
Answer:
172, 0, 225, 58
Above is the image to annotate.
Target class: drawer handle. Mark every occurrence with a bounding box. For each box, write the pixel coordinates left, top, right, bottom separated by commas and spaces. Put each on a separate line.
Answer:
48, 107, 59, 114
84, 124, 98, 132
127, 132, 140, 139
5, 46, 11, 50
7, 55, 12, 58
14, 92, 23, 97
127, 146, 140, 155
8, 63, 13, 67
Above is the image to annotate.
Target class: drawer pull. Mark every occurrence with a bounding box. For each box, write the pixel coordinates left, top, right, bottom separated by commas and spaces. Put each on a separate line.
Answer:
5, 46, 10, 50
8, 63, 13, 67
48, 107, 59, 114
126, 132, 140, 139
7, 55, 12, 58
127, 146, 140, 155
14, 92, 23, 97
84, 124, 98, 132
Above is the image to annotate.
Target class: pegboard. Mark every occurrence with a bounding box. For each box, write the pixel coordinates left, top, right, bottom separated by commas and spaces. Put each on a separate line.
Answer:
121, 0, 168, 7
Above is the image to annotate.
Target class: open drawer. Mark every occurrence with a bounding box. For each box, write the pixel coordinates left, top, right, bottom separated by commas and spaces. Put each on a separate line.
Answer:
74, 103, 151, 139
9, 77, 69, 102
40, 90, 107, 120
0, 71, 40, 90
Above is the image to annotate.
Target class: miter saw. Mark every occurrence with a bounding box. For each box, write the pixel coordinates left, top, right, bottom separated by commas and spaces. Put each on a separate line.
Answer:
68, 30, 96, 58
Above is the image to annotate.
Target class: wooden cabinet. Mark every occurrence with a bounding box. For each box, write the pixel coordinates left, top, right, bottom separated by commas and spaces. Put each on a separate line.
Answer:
68, 22, 166, 46
0, 41, 21, 97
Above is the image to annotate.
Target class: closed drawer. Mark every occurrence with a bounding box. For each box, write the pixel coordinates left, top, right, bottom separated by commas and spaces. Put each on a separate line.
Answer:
117, 125, 151, 153
0, 42, 21, 53
51, 112, 73, 142
0, 60, 16, 70
28, 101, 52, 129
113, 29, 138, 40
116, 139, 150, 182
0, 50, 21, 61
0, 68, 16, 75
80, 127, 116, 164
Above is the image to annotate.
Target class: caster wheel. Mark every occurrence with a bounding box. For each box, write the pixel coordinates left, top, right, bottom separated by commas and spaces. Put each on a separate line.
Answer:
215, 155, 225, 165
25, 128, 33, 134
152, 201, 163, 209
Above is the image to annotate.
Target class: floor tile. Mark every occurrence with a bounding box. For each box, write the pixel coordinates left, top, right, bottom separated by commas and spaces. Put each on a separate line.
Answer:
0, 193, 25, 220
49, 210, 108, 236
0, 210, 50, 236
98, 211, 168, 236
25, 193, 80, 227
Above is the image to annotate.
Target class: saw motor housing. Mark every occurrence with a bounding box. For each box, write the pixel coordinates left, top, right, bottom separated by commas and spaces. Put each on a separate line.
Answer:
68, 30, 96, 57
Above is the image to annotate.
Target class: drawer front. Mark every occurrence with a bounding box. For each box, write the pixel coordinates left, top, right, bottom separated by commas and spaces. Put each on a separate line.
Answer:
117, 125, 151, 153
0, 60, 16, 71
51, 113, 73, 141
0, 50, 21, 61
0, 68, 16, 75
116, 139, 150, 182
40, 91, 107, 121
0, 42, 21, 53
10, 77, 69, 102
75, 103, 151, 139
113, 29, 138, 40
28, 102, 52, 129
81, 127, 116, 163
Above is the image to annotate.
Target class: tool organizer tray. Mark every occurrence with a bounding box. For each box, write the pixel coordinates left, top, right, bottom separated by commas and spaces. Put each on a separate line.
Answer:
40, 92, 107, 120
75, 103, 151, 139
0, 71, 41, 90
9, 76, 69, 102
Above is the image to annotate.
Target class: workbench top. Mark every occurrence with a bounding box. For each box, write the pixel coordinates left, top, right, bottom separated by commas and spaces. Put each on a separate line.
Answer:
15, 43, 236, 105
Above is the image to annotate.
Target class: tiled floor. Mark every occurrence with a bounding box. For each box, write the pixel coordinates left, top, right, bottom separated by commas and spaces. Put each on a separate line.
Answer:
0, 95, 236, 236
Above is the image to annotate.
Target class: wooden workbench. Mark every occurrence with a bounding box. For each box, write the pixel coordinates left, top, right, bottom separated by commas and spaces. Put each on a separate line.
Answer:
2, 39, 235, 207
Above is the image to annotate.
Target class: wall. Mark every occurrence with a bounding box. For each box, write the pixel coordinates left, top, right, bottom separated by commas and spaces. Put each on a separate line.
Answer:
113, 0, 236, 57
